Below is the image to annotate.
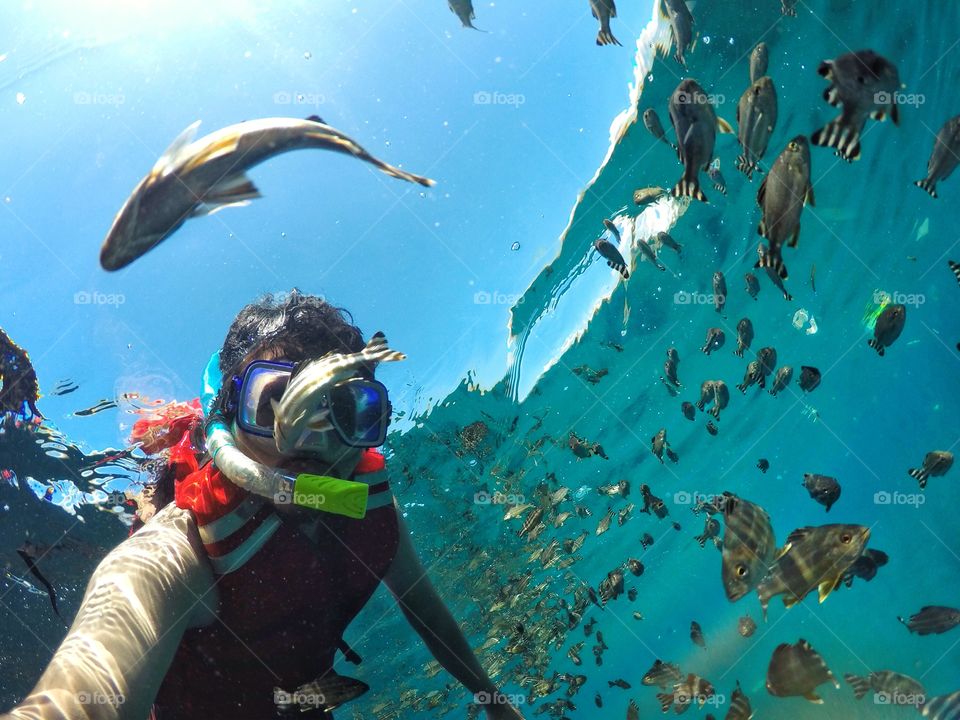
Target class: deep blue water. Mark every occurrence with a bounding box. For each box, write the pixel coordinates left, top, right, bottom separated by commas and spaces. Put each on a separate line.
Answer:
1, 1, 959, 718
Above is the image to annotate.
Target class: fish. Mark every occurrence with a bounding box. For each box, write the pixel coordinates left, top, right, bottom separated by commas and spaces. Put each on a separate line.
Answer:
562, 531, 589, 555
634, 186, 668, 205
812, 50, 901, 162
797, 366, 821, 392
765, 639, 839, 703
594, 238, 630, 279
810, 263, 817, 293
642, 659, 683, 689
274, 672, 370, 714
781, 0, 798, 15
756, 347, 777, 385
74, 398, 118, 416
589, 0, 621, 46
755, 135, 814, 280
908, 450, 954, 489
868, 303, 906, 356
690, 620, 706, 649
738, 616, 757, 637
681, 401, 696, 421
519, 507, 545, 539
950, 259, 960, 286
637, 237, 666, 271
599, 480, 630, 497
695, 517, 721, 549
596, 508, 615, 536
709, 381, 729, 420
750, 42, 769, 84
695, 380, 716, 411
658, 673, 716, 712
568, 642, 584, 666
720, 493, 776, 602
706, 420, 718, 435
639, 484, 668, 519
733, 318, 754, 358
609, 679, 632, 689
16, 546, 63, 621
736, 75, 778, 179
713, 271, 727, 316
599, 569, 625, 604
726, 681, 753, 719
757, 524, 869, 617
844, 670, 925, 707
701, 328, 725, 355
706, 158, 727, 195
626, 558, 645, 576
640, 532, 655, 549
757, 459, 769, 474
923, 690, 960, 720
100, 117, 434, 270
802, 473, 841, 512
665, 447, 679, 464
736, 360, 763, 394
603, 218, 621, 243
643, 109, 677, 151
841, 548, 888, 587
51, 379, 79, 396
595, 692, 603, 707
618, 503, 634, 525
632, 611, 643, 620
768, 365, 793, 396
503, 503, 534, 521
627, 699, 640, 720
659, 0, 695, 67
448, 0, 485, 30
586, 617, 599, 635
661, 347, 682, 391
756, 244, 793, 300
669, 78, 734, 202
744, 272, 760, 300
657, 231, 682, 256
897, 605, 960, 635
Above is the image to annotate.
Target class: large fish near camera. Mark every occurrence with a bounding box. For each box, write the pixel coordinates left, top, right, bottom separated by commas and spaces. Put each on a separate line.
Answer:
756, 135, 814, 281
272, 332, 405, 454
659, 0, 695, 67
589, 0, 621, 46
100, 117, 435, 270
669, 78, 734, 203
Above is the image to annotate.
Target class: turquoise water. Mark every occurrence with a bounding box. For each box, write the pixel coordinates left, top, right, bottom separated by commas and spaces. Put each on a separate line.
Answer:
1, 1, 959, 718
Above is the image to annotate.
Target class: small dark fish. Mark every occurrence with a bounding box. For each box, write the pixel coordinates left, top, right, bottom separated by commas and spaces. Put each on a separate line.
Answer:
657, 230, 682, 256
51, 379, 79, 396
74, 398, 118, 417
707, 159, 727, 194
594, 238, 630, 279
797, 366, 821, 392
922, 690, 960, 720
766, 639, 839, 703
726, 680, 753, 719
908, 450, 954, 489
701, 328, 725, 355
639, 484, 668, 519
733, 318, 754, 358
642, 659, 683, 689
803, 473, 841, 512
756, 347, 778, 384
661, 347, 682, 392
869, 303, 906, 356
812, 50, 901, 162
708, 381, 729, 420
750, 42, 769, 84
626, 558, 644, 576
712, 271, 727, 315
599, 569, 625, 604
274, 672, 370, 714
721, 493, 776, 602
669, 78, 733, 202
659, 0, 695, 67
690, 620, 706, 649
681, 401, 696, 421
738, 616, 757, 637
844, 670, 925, 707
695, 517, 721, 549
768, 365, 793, 396
737, 360, 763, 394
627, 588, 638, 602
608, 679, 632, 689
640, 532, 655, 549
756, 243, 793, 300
842, 548, 888, 587
757, 524, 869, 617
665, 447, 679, 464
589, 0, 621, 46
16, 547, 62, 621
651, 428, 669, 463
757, 458, 770, 473
637, 237, 666, 271
584, 617, 598, 635
448, 0, 485, 30
672, 521, 682, 531
744, 272, 760, 300
810, 263, 817, 293
706, 420, 718, 435
595, 692, 603, 707
898, 605, 960, 636
756, 136, 814, 280
736, 75, 778, 179
634, 186, 667, 206
643, 109, 677, 151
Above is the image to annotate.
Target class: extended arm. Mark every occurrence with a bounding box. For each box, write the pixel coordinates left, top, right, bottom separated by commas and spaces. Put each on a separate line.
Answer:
2, 503, 217, 720
382, 509, 524, 719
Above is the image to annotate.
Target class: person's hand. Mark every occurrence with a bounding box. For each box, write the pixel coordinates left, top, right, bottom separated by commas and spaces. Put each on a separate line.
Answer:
479, 692, 526, 720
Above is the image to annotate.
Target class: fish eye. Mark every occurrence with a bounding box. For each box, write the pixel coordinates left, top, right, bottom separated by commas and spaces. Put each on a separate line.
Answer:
840, 533, 852, 543
788, 141, 798, 150
736, 564, 747, 577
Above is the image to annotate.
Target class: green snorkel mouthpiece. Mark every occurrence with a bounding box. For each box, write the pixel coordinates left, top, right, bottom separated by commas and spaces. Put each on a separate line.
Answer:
289, 474, 369, 519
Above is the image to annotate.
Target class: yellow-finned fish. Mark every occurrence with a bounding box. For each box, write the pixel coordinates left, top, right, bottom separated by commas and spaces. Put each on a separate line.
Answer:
100, 116, 435, 270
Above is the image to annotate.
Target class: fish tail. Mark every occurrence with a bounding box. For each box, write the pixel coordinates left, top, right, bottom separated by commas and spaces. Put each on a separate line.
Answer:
597, 30, 622, 46
914, 178, 938, 198
736, 383, 746, 393
695, 534, 706, 547
949, 260, 960, 285
733, 347, 744, 358
672, 176, 707, 203
735, 155, 754, 178
908, 467, 929, 489
867, 338, 884, 356
843, 674, 871, 700
811, 119, 861, 162
757, 247, 788, 279
656, 692, 674, 713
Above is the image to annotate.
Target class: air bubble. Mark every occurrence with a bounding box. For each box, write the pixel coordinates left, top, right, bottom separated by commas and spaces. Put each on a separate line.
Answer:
511, 242, 520, 251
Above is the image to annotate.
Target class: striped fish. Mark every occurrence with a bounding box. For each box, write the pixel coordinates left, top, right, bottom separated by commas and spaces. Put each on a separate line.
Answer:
844, 670, 925, 707
898, 606, 960, 636
725, 680, 753, 719
757, 524, 869, 618
908, 450, 954, 489
642, 659, 683, 689
923, 690, 960, 720
766, 639, 838, 703
271, 332, 405, 454
519, 507, 545, 539
720, 493, 776, 602
949, 260, 960, 285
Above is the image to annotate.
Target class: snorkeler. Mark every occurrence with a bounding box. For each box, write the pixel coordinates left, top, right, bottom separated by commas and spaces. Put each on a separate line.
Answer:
1, 291, 524, 720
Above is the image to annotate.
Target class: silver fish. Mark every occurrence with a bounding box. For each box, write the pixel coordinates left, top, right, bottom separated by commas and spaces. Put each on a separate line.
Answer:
701, 327, 725, 355
634, 185, 668, 205
712, 271, 727, 315
669, 78, 733, 202
915, 115, 960, 198
868, 303, 906, 356
733, 317, 754, 358
695, 380, 716, 411
736, 76, 778, 179
768, 365, 793, 396
812, 50, 901, 162
651, 428, 669, 463
766, 639, 838, 703
744, 272, 760, 300
272, 332, 405, 455
659, 0, 695, 67
637, 237, 666, 271
643, 109, 677, 151
589, 0, 621, 46
709, 381, 729, 420
750, 42, 769, 84
755, 135, 814, 281
100, 117, 434, 270
737, 360, 763, 394
657, 231, 682, 256
908, 450, 954, 489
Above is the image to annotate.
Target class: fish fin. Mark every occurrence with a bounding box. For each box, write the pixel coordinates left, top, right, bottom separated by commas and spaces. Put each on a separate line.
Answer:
181, 132, 242, 174
716, 116, 734, 134
150, 120, 202, 178
805, 183, 815, 207
823, 86, 841, 107
756, 175, 768, 208
787, 224, 800, 248
803, 692, 824, 704
908, 467, 929, 489
306, 409, 333, 431
812, 119, 861, 162
672, 177, 707, 203
785, 527, 814, 545
305, 114, 326, 124
817, 60, 833, 79
914, 178, 938, 198
783, 594, 799, 608
867, 339, 884, 356
843, 673, 871, 700
658, 0, 669, 19
597, 30, 622, 46
205, 172, 262, 204
891, 100, 900, 126
818, 576, 841, 602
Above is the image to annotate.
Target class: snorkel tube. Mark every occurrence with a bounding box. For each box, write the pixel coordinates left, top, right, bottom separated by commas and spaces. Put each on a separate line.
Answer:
201, 351, 369, 518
